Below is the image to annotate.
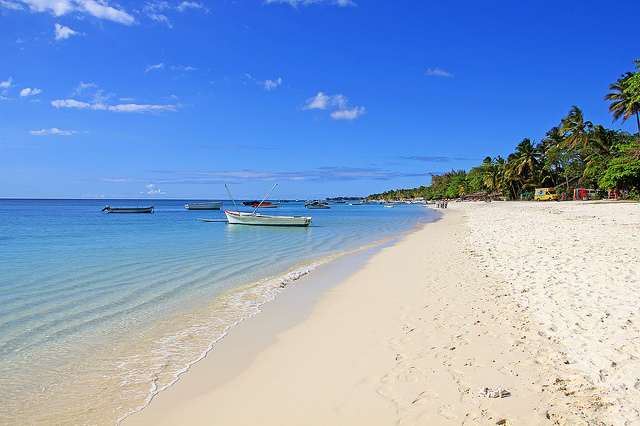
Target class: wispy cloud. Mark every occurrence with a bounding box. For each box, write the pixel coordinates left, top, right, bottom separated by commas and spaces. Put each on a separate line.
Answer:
54, 23, 77, 40
330, 107, 366, 121
1, 77, 14, 96
11, 0, 135, 25
177, 1, 204, 12
244, 74, 283, 90
51, 98, 177, 113
145, 63, 196, 75
143, 1, 207, 27
20, 87, 42, 97
1, 1, 25, 11
30, 127, 78, 136
71, 81, 97, 96
145, 63, 165, 74
264, 0, 356, 7
425, 68, 453, 77
263, 77, 282, 90
303, 92, 366, 121
54, 82, 177, 113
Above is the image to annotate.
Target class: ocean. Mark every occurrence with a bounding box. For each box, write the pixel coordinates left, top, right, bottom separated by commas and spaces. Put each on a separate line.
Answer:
0, 199, 437, 424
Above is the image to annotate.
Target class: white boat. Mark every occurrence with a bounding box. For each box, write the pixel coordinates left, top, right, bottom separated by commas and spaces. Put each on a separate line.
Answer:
223, 183, 312, 227
185, 202, 223, 210
224, 210, 311, 227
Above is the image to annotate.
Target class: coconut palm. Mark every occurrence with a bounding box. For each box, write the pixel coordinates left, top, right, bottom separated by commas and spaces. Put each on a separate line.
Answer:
605, 71, 640, 133
513, 138, 541, 177
560, 106, 593, 150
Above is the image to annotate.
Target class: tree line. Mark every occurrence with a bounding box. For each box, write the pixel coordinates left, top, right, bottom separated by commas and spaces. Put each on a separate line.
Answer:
370, 60, 640, 201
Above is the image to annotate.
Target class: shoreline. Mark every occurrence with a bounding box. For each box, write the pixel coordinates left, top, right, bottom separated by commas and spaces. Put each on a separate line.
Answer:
123, 201, 640, 425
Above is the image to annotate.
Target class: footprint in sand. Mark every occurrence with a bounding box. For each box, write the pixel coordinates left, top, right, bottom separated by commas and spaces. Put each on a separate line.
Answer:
438, 404, 458, 420
412, 389, 438, 405
381, 373, 396, 384
398, 366, 423, 382
378, 386, 395, 399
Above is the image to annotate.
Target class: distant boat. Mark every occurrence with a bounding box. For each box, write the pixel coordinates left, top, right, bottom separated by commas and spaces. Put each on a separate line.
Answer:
224, 210, 311, 227
242, 201, 279, 208
349, 201, 365, 205
102, 205, 154, 213
185, 202, 223, 210
305, 201, 330, 209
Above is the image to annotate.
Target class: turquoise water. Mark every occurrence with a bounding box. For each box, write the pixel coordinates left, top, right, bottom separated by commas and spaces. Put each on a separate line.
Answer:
0, 199, 437, 424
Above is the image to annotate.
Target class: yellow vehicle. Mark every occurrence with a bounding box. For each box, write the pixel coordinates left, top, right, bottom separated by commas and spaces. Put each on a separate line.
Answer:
534, 188, 559, 201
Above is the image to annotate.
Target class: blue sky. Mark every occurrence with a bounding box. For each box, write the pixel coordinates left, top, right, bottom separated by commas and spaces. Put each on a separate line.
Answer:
1, 0, 639, 199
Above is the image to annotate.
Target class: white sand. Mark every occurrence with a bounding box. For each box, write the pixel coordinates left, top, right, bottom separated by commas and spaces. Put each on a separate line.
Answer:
123, 201, 640, 425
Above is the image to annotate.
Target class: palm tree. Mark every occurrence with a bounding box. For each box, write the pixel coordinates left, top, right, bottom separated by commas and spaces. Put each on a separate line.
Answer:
513, 138, 542, 178
605, 72, 640, 133
560, 106, 593, 150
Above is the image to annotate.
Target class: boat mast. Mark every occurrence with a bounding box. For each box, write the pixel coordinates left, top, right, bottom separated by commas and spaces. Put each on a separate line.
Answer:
224, 184, 240, 212
252, 183, 278, 214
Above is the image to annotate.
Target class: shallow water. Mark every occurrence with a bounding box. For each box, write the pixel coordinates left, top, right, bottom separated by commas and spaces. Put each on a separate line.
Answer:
0, 199, 436, 424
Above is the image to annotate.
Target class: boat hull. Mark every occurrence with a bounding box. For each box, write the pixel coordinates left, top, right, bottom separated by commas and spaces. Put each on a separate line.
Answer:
103, 206, 154, 213
224, 210, 311, 227
185, 202, 223, 210
241, 201, 279, 208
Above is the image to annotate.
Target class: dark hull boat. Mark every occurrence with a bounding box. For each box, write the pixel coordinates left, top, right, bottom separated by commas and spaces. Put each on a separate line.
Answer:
102, 205, 154, 213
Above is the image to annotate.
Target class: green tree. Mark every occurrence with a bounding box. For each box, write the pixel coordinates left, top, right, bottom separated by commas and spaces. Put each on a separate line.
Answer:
605, 60, 640, 133
599, 136, 640, 190
513, 138, 541, 178
560, 106, 594, 150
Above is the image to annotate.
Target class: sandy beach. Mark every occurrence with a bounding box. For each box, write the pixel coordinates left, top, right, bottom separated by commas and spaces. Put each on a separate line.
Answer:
123, 201, 640, 425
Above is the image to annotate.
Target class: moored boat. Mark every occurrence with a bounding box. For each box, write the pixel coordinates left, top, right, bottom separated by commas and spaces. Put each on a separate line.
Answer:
305, 201, 330, 209
185, 202, 223, 210
224, 210, 311, 227
102, 205, 154, 213
242, 201, 279, 208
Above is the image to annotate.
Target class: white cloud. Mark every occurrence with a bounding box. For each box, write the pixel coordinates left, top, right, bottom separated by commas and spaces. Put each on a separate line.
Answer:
144, 1, 172, 27
51, 98, 177, 113
20, 87, 42, 97
1, 77, 13, 89
263, 77, 282, 90
331, 94, 347, 109
14, 0, 135, 24
303, 92, 365, 121
71, 81, 97, 96
108, 103, 176, 113
30, 127, 78, 135
330, 106, 366, 121
145, 63, 165, 74
143, 184, 166, 195
51, 98, 93, 109
425, 68, 453, 77
148, 12, 171, 27
176, 1, 203, 12
54, 23, 77, 40
303, 92, 330, 110
1, 1, 25, 11
169, 65, 197, 72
